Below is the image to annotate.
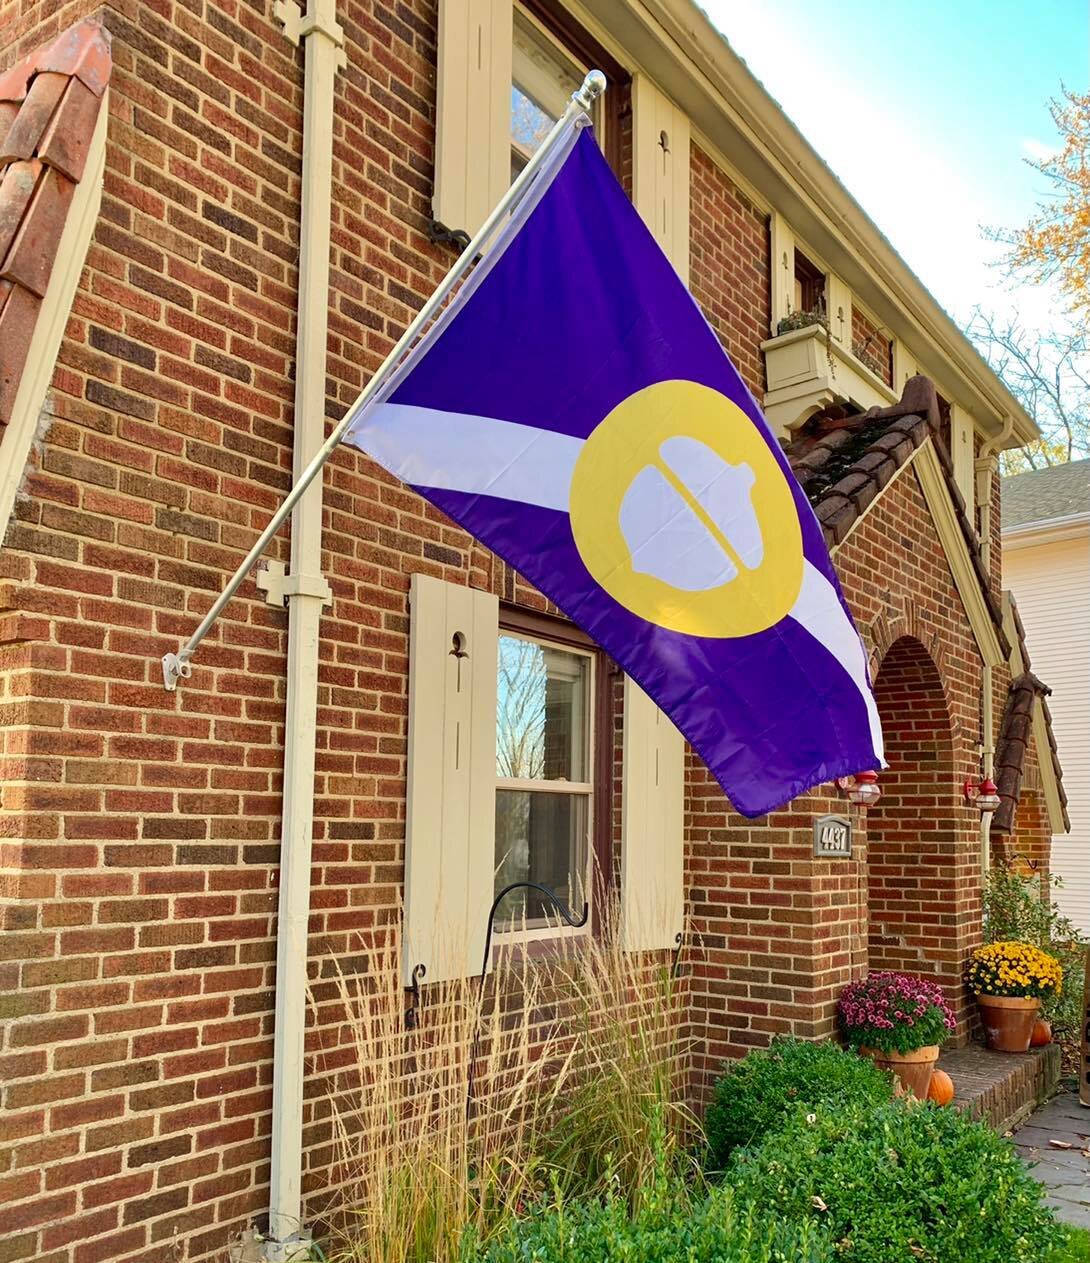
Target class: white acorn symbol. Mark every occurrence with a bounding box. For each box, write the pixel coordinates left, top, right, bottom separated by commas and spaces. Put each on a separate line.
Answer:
619, 436, 764, 592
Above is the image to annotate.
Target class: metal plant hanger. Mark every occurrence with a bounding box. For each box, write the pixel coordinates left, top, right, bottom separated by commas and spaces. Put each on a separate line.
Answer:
465, 881, 589, 1115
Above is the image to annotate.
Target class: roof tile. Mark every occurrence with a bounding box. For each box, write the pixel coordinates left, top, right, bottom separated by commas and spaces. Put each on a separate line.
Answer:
37, 77, 100, 181
0, 164, 76, 297
0, 160, 42, 260
0, 19, 111, 103
0, 101, 17, 151
784, 375, 1012, 658
0, 71, 67, 167
0, 279, 41, 424
991, 599, 1070, 834
0, 16, 111, 440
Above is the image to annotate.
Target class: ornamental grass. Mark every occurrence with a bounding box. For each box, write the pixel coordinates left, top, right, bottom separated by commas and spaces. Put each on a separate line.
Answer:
314, 905, 696, 1263
837, 970, 956, 1054
968, 939, 1063, 999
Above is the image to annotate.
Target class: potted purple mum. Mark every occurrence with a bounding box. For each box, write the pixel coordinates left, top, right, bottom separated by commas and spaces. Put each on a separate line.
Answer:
838, 971, 956, 1098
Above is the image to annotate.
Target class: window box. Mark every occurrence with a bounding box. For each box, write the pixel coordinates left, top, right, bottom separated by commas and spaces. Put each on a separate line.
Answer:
761, 322, 899, 438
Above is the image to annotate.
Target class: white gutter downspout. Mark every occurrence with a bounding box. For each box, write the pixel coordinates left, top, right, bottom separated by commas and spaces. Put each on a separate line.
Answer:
975, 417, 1013, 872
262, 2, 344, 1258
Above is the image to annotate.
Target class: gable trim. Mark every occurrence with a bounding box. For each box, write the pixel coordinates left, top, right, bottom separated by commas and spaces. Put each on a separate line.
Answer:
833, 436, 1004, 668
0, 89, 107, 542
912, 439, 1005, 668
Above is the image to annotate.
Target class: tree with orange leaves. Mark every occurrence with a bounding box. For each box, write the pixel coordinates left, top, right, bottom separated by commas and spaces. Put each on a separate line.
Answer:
996, 87, 1090, 319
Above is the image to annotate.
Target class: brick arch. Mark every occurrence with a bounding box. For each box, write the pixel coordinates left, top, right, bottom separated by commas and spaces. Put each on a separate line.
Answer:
864, 597, 951, 683
866, 634, 965, 1015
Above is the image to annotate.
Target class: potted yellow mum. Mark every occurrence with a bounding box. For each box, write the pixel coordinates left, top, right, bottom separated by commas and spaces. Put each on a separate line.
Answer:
968, 940, 1062, 1053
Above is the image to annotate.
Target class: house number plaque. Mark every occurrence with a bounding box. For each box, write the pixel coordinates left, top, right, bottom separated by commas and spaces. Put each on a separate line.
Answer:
813, 814, 852, 858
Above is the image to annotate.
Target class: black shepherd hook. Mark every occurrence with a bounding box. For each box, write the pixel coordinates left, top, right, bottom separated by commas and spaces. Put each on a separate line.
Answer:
671, 931, 684, 979
404, 962, 426, 1030
465, 882, 589, 1116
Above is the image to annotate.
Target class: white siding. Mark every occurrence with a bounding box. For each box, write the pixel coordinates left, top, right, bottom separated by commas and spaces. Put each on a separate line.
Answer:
1004, 534, 1090, 932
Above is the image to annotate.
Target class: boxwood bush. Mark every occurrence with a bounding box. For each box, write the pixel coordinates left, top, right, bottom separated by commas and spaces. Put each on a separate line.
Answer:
461, 1178, 833, 1263
727, 1098, 1065, 1263
704, 1036, 894, 1168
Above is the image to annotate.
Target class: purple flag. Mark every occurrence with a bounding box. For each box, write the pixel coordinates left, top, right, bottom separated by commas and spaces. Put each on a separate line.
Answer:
344, 119, 883, 817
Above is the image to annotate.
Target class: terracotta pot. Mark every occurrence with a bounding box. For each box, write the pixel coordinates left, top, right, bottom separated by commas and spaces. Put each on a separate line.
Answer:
975, 994, 1040, 1052
859, 1044, 939, 1098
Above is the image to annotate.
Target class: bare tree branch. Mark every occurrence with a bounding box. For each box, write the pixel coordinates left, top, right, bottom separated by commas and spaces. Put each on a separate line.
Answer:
964, 308, 1089, 473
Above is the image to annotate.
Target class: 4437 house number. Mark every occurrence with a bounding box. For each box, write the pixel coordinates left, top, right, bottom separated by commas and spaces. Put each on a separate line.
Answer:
813, 814, 853, 858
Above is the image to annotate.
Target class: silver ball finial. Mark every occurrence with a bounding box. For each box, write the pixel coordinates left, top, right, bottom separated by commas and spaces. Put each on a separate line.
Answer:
573, 69, 607, 110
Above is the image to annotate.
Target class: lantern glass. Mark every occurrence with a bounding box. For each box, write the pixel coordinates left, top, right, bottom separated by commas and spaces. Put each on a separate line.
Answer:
852, 780, 881, 806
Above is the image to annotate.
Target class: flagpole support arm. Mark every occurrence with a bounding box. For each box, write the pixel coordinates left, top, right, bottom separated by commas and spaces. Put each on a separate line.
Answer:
159, 68, 607, 692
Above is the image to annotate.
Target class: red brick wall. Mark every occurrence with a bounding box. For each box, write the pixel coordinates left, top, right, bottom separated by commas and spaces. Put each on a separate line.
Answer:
0, 2, 1032, 1258
689, 143, 769, 398
685, 462, 992, 1085
851, 305, 893, 387
867, 636, 963, 995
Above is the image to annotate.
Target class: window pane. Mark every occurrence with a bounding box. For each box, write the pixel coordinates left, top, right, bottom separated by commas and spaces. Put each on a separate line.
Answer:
497, 636, 589, 781
510, 14, 584, 177
494, 789, 588, 926
511, 84, 555, 156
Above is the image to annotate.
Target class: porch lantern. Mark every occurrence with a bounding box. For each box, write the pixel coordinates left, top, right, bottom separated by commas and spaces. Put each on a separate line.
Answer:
837, 769, 880, 806
964, 776, 1001, 814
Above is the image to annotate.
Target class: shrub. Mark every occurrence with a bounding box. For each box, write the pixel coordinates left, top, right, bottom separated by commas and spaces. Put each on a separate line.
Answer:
461, 1173, 833, 1263
703, 1037, 894, 1169
838, 971, 956, 1053
983, 865, 1088, 1035
728, 1098, 1065, 1263
969, 939, 1063, 999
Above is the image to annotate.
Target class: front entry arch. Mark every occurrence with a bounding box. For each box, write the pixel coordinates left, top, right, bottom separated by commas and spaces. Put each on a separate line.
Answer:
867, 636, 966, 1020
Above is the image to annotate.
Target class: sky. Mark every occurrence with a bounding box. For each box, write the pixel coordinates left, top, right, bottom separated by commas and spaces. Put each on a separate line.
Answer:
701, 0, 1088, 331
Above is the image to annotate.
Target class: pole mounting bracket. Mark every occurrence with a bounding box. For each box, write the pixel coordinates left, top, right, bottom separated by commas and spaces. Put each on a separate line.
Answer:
256, 560, 333, 608
162, 652, 192, 692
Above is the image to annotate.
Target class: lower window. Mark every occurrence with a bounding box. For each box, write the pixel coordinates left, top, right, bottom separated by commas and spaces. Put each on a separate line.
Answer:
494, 630, 594, 930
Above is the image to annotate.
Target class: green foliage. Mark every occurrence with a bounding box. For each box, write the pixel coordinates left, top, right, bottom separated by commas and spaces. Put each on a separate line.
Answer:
727, 1099, 1066, 1263
704, 1037, 894, 1169
460, 1167, 832, 1263
982, 865, 1088, 1033
776, 309, 828, 336
1054, 1226, 1090, 1262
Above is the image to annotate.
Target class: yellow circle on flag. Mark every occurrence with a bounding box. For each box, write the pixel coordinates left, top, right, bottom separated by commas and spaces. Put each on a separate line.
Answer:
569, 379, 804, 638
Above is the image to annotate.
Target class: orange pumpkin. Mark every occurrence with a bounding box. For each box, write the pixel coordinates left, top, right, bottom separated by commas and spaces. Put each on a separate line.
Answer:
928, 1069, 955, 1106
1030, 1018, 1052, 1047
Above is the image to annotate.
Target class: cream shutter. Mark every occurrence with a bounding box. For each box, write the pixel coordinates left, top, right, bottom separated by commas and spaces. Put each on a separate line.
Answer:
403, 575, 498, 984
433, 0, 512, 239
826, 273, 852, 350
621, 677, 685, 950
770, 213, 795, 334
632, 73, 690, 284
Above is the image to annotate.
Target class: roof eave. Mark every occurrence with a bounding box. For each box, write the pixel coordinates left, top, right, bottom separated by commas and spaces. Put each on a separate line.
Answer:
1001, 511, 1090, 548
585, 0, 1038, 446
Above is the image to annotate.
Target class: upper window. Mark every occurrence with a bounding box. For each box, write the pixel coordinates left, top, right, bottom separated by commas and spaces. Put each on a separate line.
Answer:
511, 8, 609, 179
793, 248, 826, 318
494, 629, 594, 930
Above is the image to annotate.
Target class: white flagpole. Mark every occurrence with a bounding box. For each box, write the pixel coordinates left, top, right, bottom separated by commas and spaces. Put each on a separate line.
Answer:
160, 69, 607, 690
